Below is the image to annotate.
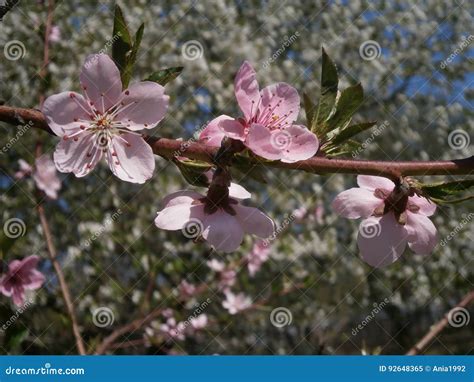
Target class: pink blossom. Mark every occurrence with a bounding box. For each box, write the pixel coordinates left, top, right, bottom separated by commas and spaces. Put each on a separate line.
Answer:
247, 239, 271, 276
332, 175, 439, 268
218, 268, 237, 290
0, 255, 45, 306
222, 290, 252, 315
293, 206, 308, 221
15, 156, 61, 199
42, 54, 169, 184
178, 280, 197, 298
206, 259, 225, 272
199, 61, 318, 163
154, 184, 274, 253
159, 317, 186, 340
190, 314, 208, 330
49, 25, 61, 42
14, 159, 33, 179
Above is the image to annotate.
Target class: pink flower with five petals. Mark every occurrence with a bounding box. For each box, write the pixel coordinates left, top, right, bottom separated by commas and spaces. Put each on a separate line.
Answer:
332, 175, 439, 268
199, 61, 318, 163
154, 184, 274, 253
42, 54, 169, 184
0, 255, 45, 306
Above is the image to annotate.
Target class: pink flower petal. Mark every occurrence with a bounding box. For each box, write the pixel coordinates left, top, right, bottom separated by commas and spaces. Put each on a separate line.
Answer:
219, 118, 246, 141
199, 115, 235, 147
12, 287, 25, 306
357, 213, 408, 268
115, 81, 169, 131
18, 255, 40, 273
332, 188, 382, 219
42, 91, 91, 137
234, 61, 260, 120
228, 183, 251, 199
279, 125, 318, 163
409, 194, 436, 216
23, 270, 45, 290
202, 211, 244, 252
54, 134, 102, 177
33, 155, 61, 199
80, 54, 122, 113
258, 83, 300, 127
234, 205, 274, 238
357, 175, 395, 192
107, 133, 155, 184
161, 190, 203, 208
246, 123, 283, 160
155, 204, 204, 231
405, 212, 438, 255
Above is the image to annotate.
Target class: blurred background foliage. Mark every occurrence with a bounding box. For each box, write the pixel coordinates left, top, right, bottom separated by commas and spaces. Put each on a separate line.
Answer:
0, 0, 472, 355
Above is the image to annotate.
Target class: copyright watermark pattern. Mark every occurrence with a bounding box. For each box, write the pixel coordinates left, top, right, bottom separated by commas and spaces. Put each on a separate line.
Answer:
359, 40, 381, 61
447, 307, 470, 328
448, 129, 470, 151
270, 130, 292, 150
3, 40, 26, 61
92, 307, 115, 328
270, 307, 293, 328
3, 218, 26, 238
359, 219, 381, 238
182, 218, 203, 239
181, 40, 203, 61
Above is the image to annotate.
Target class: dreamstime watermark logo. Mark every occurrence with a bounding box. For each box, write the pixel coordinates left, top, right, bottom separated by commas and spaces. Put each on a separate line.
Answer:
359, 40, 381, 61
94, 131, 109, 150
181, 40, 203, 61
1, 120, 33, 154
358, 219, 381, 238
440, 34, 473, 69
447, 307, 470, 328
173, 298, 212, 336
0, 299, 34, 332
84, 32, 122, 69
81, 209, 122, 249
262, 213, 295, 247
352, 297, 390, 336
448, 129, 470, 151
3, 218, 26, 238
262, 31, 300, 69
172, 125, 206, 158
3, 40, 26, 60
351, 120, 389, 158
182, 218, 203, 239
270, 130, 292, 150
92, 307, 115, 328
270, 307, 293, 328
440, 212, 473, 247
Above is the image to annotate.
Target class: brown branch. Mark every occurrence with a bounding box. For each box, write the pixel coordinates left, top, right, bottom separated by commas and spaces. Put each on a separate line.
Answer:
406, 290, 474, 355
37, 202, 87, 355
95, 307, 163, 355
1, 105, 472, 179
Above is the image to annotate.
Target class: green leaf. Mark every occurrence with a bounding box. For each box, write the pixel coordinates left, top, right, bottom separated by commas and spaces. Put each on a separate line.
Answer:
146, 67, 184, 86
121, 23, 145, 88
325, 139, 362, 158
328, 121, 377, 146
303, 92, 317, 129
326, 83, 364, 132
112, 5, 132, 77
174, 159, 212, 187
420, 179, 474, 204
314, 47, 339, 134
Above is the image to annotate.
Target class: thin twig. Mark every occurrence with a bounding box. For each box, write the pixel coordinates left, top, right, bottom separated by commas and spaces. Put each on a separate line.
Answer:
95, 307, 163, 354
406, 290, 474, 355
0, 105, 473, 179
37, 203, 87, 355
